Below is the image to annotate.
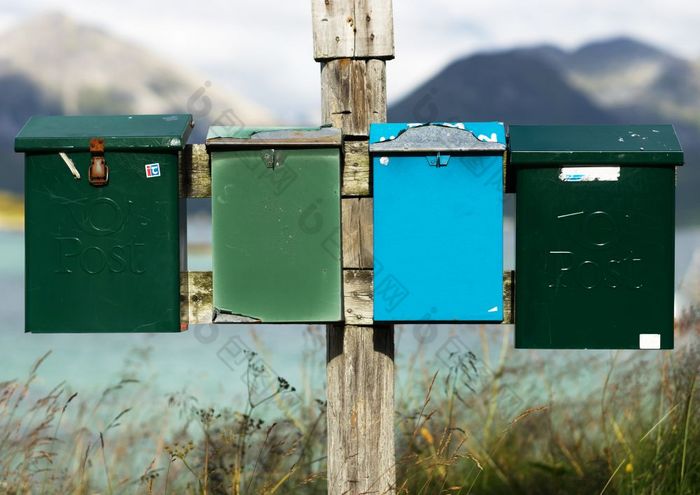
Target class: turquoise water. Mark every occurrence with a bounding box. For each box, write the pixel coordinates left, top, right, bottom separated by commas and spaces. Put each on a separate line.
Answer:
0, 219, 698, 408
0, 227, 327, 405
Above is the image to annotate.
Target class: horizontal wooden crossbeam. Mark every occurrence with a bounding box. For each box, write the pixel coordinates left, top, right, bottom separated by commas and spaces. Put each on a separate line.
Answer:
181, 270, 514, 326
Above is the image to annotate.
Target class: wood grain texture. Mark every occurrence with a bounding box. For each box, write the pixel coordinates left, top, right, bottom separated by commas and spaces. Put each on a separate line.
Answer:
180, 271, 213, 324
317, 2, 395, 492
321, 59, 387, 137
366, 59, 387, 124
177, 270, 513, 326
504, 270, 514, 325
343, 140, 371, 196
327, 324, 395, 495
342, 198, 373, 268
180, 144, 210, 198
343, 269, 373, 325
312, 0, 354, 60
312, 0, 394, 60
354, 0, 394, 60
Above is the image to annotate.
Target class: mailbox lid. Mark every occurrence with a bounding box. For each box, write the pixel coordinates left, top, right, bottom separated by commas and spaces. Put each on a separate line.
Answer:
371, 122, 505, 322
369, 122, 506, 153
15, 114, 193, 152
509, 125, 684, 166
207, 126, 341, 148
210, 126, 342, 323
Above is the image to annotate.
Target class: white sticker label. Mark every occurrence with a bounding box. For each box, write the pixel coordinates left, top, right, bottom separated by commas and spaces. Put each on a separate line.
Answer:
478, 133, 499, 142
639, 333, 661, 349
560, 166, 620, 182
145, 163, 161, 178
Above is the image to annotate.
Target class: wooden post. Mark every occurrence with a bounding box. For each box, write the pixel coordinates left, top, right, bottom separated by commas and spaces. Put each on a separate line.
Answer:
311, 1, 396, 493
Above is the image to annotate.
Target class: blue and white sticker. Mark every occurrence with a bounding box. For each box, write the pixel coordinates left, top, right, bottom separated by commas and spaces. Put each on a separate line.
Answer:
145, 163, 161, 178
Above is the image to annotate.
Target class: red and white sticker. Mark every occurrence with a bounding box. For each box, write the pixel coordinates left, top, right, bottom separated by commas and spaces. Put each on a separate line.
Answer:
145, 163, 161, 178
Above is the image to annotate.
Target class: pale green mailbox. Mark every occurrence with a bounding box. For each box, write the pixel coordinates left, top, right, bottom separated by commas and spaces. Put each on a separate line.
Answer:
207, 127, 342, 323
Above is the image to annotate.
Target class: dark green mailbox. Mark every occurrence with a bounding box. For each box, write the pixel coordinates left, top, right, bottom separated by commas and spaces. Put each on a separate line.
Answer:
207, 126, 342, 323
509, 125, 683, 349
16, 114, 192, 333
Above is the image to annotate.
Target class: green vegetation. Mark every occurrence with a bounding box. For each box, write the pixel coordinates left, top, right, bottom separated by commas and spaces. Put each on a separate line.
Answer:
0, 321, 697, 494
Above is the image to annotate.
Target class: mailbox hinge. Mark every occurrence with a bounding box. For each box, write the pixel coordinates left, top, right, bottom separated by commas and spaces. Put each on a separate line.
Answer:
88, 137, 109, 187
426, 152, 450, 167
261, 149, 286, 170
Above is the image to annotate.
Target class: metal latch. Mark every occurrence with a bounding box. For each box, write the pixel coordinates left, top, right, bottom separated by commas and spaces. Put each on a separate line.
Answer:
260, 149, 286, 169
89, 137, 109, 186
426, 152, 450, 167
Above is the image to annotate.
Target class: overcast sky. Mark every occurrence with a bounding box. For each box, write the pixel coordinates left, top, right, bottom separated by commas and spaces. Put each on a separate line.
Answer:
1, 0, 699, 122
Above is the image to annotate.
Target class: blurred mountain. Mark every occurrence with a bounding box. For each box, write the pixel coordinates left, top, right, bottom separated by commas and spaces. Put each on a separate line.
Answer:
391, 50, 617, 125
0, 12, 275, 193
0, 15, 698, 223
390, 36, 700, 224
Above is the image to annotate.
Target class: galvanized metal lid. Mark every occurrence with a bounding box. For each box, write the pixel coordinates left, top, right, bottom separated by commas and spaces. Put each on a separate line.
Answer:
369, 122, 506, 153
15, 114, 193, 152
206, 126, 341, 148
509, 125, 684, 166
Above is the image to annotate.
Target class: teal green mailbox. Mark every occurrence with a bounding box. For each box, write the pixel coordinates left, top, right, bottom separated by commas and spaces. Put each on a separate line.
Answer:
16, 114, 192, 333
509, 125, 683, 349
207, 126, 342, 323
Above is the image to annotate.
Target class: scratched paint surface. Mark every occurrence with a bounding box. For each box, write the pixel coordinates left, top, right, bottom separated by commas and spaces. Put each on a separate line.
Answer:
515, 166, 676, 349
23, 150, 182, 333
371, 122, 505, 322
510, 125, 682, 349
507, 125, 683, 165
211, 148, 342, 323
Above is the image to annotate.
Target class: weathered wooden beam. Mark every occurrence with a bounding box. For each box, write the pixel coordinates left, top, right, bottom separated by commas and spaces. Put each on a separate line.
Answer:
366, 58, 388, 126
327, 324, 395, 493
341, 269, 516, 326
342, 140, 371, 196
504, 270, 514, 325
342, 198, 373, 268
315, 2, 394, 492
355, 0, 394, 59
320, 59, 387, 137
180, 144, 211, 198
311, 0, 394, 60
180, 271, 213, 324
343, 269, 373, 325
178, 270, 515, 326
180, 271, 189, 330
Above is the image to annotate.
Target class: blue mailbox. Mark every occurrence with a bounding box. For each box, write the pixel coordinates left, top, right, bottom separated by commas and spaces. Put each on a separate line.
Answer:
370, 122, 505, 322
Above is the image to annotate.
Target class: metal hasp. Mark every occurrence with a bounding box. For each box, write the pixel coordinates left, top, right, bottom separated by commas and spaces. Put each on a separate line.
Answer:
15, 114, 193, 333
370, 122, 506, 322
88, 137, 108, 186
509, 125, 684, 349
207, 126, 343, 323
